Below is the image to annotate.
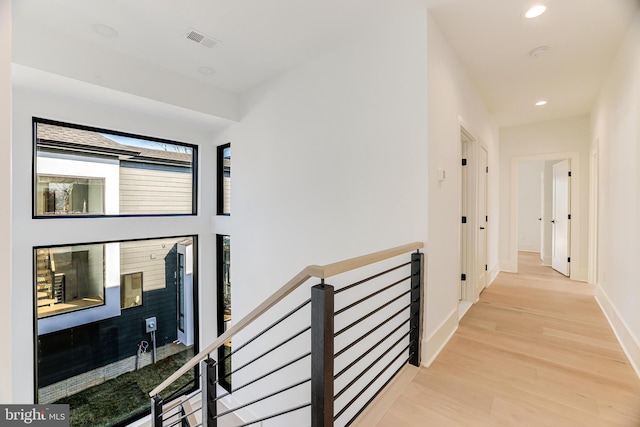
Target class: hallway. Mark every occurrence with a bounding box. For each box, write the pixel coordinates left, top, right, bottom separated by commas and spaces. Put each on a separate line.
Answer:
376, 252, 640, 426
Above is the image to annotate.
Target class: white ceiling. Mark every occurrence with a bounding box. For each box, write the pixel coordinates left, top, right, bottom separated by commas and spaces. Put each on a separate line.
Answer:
11, 0, 639, 128
12, 0, 412, 94
429, 0, 639, 127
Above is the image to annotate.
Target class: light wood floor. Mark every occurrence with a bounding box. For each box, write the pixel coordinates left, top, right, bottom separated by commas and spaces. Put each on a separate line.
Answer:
376, 252, 640, 426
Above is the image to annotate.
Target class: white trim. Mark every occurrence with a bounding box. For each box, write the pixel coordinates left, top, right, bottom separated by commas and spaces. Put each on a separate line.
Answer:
508, 152, 584, 281
422, 308, 458, 367
458, 300, 472, 320
595, 285, 640, 380
588, 147, 599, 285
488, 264, 500, 287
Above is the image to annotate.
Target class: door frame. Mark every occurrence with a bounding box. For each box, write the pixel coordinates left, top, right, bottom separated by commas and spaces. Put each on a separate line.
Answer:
551, 159, 571, 276
475, 144, 489, 297
509, 151, 583, 280
459, 120, 488, 302
588, 146, 599, 285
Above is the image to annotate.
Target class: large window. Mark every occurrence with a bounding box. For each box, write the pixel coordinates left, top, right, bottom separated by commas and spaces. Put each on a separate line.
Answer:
35, 236, 198, 427
216, 234, 232, 391
33, 118, 197, 217
216, 143, 231, 215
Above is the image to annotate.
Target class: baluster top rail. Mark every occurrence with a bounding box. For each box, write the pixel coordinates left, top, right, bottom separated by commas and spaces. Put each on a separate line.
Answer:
149, 241, 423, 397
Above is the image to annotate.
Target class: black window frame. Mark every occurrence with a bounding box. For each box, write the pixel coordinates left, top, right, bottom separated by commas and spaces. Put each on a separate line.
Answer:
33, 234, 200, 427
216, 234, 232, 392
216, 143, 231, 216
32, 117, 199, 219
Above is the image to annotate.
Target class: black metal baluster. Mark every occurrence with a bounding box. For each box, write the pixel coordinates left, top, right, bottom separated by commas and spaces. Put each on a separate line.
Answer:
203, 358, 217, 427
151, 395, 163, 427
409, 251, 424, 367
311, 283, 334, 427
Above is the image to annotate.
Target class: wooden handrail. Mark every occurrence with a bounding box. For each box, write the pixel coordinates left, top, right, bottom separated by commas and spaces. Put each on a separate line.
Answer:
150, 242, 423, 397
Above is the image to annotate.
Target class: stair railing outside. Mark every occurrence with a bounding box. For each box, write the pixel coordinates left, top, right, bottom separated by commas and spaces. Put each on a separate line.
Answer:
149, 242, 424, 427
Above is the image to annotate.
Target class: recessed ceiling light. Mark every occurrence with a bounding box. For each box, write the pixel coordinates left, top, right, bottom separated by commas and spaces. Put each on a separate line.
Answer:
529, 46, 550, 58
92, 23, 118, 38
524, 5, 547, 19
198, 66, 216, 75
535, 100, 548, 106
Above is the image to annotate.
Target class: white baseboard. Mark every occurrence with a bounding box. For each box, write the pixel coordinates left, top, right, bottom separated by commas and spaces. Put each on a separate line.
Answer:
421, 308, 458, 367
488, 265, 499, 286
595, 285, 640, 380
517, 248, 539, 253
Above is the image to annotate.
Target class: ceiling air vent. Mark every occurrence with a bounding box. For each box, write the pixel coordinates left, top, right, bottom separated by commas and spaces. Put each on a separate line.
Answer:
185, 28, 219, 48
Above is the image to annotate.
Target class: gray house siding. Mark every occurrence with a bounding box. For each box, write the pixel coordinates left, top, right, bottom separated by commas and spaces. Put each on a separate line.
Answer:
119, 162, 192, 215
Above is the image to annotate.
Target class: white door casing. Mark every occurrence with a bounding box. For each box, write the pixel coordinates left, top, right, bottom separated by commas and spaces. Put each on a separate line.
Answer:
476, 145, 488, 295
540, 170, 545, 261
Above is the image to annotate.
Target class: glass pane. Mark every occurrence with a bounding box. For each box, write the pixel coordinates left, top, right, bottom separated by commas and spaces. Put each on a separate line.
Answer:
36, 245, 105, 318
217, 144, 231, 215
34, 121, 195, 216
217, 234, 232, 391
36, 175, 105, 215
36, 236, 197, 427
120, 272, 142, 308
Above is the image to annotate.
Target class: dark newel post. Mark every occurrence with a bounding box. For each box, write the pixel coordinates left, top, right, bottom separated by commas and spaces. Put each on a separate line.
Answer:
409, 252, 424, 367
151, 395, 163, 427
311, 283, 334, 427
202, 358, 218, 427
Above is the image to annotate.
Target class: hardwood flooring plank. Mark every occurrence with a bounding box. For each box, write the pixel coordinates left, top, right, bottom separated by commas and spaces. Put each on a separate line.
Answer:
374, 252, 640, 426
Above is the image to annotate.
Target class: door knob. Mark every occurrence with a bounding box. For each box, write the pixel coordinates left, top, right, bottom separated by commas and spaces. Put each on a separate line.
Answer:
551, 220, 555, 223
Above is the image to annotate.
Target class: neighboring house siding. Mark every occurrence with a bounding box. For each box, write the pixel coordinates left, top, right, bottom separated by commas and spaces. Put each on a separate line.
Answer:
38, 245, 180, 388
120, 239, 177, 292
119, 162, 192, 214
223, 175, 231, 213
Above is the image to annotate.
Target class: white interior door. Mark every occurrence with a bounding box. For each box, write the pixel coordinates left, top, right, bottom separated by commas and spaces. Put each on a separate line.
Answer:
476, 146, 488, 295
540, 170, 545, 261
552, 160, 570, 276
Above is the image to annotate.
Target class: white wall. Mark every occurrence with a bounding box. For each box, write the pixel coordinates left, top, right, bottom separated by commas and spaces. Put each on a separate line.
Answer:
11, 84, 218, 402
499, 116, 590, 280
426, 14, 499, 364
215, 4, 428, 318
590, 11, 640, 377
210, 5, 428, 423
517, 161, 543, 252
0, 0, 13, 403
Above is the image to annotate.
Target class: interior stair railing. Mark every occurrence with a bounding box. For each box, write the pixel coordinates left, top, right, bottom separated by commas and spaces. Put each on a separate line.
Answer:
149, 242, 424, 427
